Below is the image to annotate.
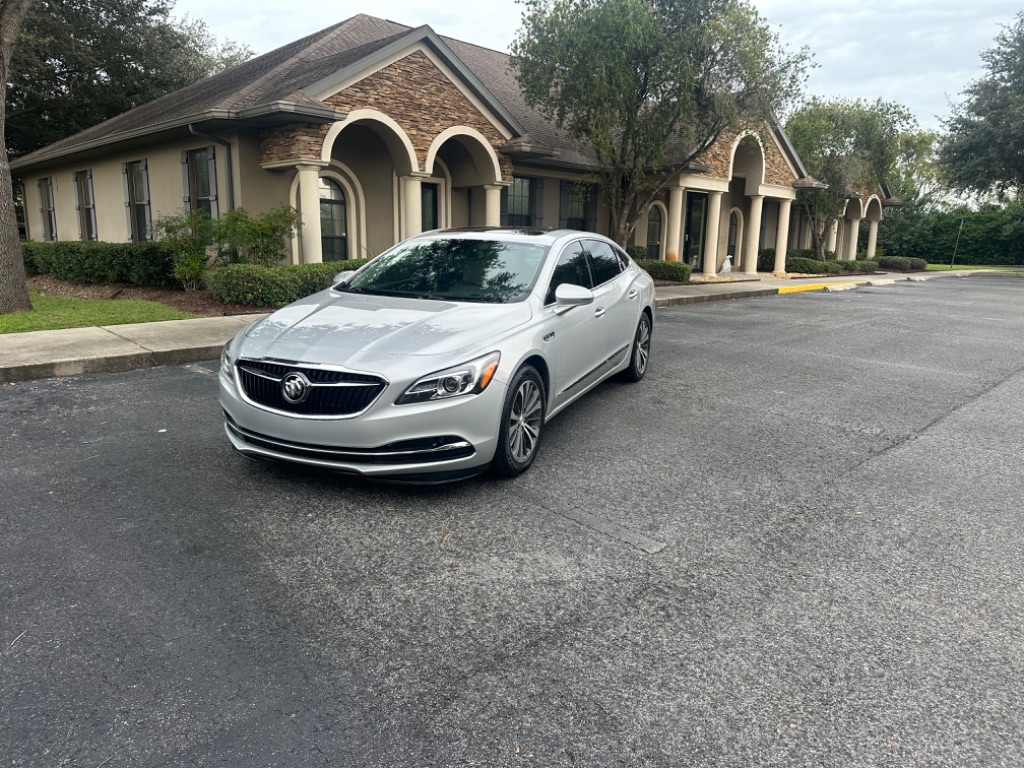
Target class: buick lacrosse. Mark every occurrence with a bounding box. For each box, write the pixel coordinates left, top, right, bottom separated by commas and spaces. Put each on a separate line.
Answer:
219, 227, 655, 482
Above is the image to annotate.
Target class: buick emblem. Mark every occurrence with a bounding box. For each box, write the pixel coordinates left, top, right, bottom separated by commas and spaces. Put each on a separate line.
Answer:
281, 372, 311, 404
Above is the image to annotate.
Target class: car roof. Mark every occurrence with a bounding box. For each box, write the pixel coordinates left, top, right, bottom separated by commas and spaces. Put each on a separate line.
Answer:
420, 227, 606, 246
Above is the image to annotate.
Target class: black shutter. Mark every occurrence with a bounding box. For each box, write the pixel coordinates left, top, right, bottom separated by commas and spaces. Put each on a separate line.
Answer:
532, 178, 544, 228
181, 151, 192, 211
559, 180, 571, 228
86, 170, 97, 240
586, 184, 598, 233
207, 145, 219, 218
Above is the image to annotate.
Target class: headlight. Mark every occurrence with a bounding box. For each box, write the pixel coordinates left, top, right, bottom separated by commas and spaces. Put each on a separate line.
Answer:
395, 352, 501, 405
220, 345, 234, 378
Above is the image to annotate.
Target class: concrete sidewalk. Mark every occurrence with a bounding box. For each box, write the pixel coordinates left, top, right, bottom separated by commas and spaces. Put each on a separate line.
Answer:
0, 270, 984, 383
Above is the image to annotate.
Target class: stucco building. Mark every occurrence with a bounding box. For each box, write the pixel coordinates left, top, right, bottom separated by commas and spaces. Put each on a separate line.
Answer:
11, 14, 887, 274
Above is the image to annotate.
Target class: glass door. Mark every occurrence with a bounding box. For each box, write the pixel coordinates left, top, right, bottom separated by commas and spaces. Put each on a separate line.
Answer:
683, 192, 708, 270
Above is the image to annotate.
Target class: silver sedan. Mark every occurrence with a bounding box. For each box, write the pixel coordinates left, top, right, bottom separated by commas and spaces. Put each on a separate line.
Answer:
219, 227, 655, 482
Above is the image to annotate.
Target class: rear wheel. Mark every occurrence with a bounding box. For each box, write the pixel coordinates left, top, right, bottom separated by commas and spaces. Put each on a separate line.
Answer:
620, 312, 652, 382
492, 365, 545, 477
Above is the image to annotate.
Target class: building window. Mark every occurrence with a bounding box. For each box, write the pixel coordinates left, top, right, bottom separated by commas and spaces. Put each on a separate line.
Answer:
181, 146, 218, 219
38, 177, 56, 242
646, 206, 662, 259
507, 178, 532, 226
319, 177, 348, 261
123, 160, 152, 242
421, 182, 439, 231
74, 171, 97, 241
559, 181, 594, 231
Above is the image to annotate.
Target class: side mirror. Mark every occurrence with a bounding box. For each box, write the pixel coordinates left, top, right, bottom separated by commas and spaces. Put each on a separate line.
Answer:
332, 270, 355, 287
554, 283, 594, 314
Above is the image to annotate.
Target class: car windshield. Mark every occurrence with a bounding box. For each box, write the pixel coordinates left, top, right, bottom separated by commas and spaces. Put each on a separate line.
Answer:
341, 238, 548, 303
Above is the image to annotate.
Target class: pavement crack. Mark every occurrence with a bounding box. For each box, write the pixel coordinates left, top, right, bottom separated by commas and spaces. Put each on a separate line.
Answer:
510, 488, 667, 554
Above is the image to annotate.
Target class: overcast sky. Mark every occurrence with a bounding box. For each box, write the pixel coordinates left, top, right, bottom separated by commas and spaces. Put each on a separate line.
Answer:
174, 0, 1021, 131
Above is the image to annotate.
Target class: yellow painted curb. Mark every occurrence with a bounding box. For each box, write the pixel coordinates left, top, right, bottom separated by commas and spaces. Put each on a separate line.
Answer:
778, 281, 867, 294
778, 284, 829, 293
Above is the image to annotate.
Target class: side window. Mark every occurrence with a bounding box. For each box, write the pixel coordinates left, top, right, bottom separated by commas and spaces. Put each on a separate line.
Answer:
545, 241, 592, 304
586, 240, 623, 286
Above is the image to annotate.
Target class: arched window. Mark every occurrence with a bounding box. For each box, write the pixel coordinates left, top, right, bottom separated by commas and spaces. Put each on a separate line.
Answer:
646, 206, 663, 260
319, 178, 348, 261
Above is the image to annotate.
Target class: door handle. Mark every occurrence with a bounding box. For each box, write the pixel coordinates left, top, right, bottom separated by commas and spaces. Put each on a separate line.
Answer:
594, 306, 606, 318
627, 289, 639, 300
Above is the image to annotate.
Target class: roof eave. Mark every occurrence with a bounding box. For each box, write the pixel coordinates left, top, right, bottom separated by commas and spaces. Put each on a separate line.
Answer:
11, 103, 345, 171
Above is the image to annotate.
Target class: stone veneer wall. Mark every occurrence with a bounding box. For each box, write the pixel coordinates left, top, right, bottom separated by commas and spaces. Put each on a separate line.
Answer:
699, 125, 795, 187
324, 51, 513, 180
259, 124, 330, 165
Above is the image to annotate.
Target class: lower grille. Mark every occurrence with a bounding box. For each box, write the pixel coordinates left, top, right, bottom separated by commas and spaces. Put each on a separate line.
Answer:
225, 416, 475, 465
236, 359, 386, 417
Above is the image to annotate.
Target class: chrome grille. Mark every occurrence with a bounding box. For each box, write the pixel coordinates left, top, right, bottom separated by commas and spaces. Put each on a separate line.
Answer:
236, 359, 387, 417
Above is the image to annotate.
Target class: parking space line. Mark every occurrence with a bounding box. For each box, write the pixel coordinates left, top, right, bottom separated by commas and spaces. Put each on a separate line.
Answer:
511, 489, 667, 554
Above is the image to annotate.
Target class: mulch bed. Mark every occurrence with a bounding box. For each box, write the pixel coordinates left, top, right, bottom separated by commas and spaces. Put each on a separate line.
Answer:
28, 275, 274, 317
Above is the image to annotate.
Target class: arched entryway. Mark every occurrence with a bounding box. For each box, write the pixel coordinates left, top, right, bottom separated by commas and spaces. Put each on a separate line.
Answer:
425, 126, 504, 229
646, 203, 665, 259
727, 208, 744, 271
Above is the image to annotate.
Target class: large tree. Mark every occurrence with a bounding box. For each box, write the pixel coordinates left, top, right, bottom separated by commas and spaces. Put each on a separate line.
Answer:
7, 0, 252, 158
940, 12, 1024, 200
785, 98, 915, 260
511, 0, 810, 247
0, 0, 34, 315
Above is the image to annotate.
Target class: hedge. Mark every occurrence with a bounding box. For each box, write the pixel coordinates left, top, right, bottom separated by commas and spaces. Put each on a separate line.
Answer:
204, 260, 369, 307
22, 241, 178, 288
878, 256, 912, 272
786, 256, 837, 274
634, 259, 691, 282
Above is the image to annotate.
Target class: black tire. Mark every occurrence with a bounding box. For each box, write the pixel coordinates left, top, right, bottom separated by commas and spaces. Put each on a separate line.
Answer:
620, 312, 652, 382
492, 365, 545, 477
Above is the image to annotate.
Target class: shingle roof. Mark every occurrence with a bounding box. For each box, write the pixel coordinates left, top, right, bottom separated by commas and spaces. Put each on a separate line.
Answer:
12, 13, 801, 179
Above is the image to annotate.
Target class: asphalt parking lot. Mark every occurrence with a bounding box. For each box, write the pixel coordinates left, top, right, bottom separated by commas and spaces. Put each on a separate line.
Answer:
3, 273, 1023, 767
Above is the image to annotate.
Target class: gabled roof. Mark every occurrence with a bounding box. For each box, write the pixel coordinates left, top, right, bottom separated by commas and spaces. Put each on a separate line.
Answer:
12, 14, 544, 169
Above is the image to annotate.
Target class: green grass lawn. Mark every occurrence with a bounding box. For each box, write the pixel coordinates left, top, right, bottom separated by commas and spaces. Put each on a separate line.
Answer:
926, 263, 1019, 271
0, 287, 199, 334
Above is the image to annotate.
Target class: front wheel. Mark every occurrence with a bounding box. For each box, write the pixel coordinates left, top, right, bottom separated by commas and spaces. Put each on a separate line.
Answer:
620, 312, 652, 382
492, 365, 545, 477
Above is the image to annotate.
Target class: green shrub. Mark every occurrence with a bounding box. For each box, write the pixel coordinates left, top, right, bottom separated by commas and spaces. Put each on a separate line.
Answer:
625, 245, 648, 261
21, 241, 177, 287
854, 260, 879, 273
786, 256, 845, 275
907, 257, 927, 270
758, 248, 776, 272
878, 256, 912, 271
634, 259, 690, 282
215, 206, 300, 266
205, 260, 369, 307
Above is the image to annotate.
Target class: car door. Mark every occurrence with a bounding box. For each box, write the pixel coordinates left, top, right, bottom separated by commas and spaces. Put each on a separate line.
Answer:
541, 239, 605, 407
585, 239, 635, 365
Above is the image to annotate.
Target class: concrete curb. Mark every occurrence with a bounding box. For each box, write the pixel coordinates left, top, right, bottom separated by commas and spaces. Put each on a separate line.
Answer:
0, 315, 263, 383
655, 287, 779, 307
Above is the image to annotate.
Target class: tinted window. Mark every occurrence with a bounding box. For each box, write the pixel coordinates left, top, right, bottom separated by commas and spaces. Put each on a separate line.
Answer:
587, 240, 623, 285
345, 238, 546, 304
546, 241, 592, 304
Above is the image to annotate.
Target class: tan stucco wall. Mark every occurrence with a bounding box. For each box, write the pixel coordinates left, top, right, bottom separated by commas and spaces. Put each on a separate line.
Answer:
20, 136, 233, 243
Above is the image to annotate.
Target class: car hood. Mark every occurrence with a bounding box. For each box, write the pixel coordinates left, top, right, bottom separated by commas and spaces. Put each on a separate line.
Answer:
239, 290, 532, 369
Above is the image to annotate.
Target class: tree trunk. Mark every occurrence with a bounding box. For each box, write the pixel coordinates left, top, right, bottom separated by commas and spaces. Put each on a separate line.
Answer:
0, 0, 35, 315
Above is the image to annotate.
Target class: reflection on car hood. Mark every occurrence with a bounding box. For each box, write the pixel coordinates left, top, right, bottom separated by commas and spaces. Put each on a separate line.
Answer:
241, 290, 532, 369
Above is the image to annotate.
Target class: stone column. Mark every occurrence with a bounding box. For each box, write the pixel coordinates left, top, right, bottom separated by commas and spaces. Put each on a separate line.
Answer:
773, 198, 792, 273
483, 185, 502, 227
401, 176, 423, 240
846, 217, 861, 262
826, 220, 839, 254
867, 219, 879, 259
703, 191, 723, 275
665, 185, 684, 261
744, 195, 764, 275
297, 163, 324, 264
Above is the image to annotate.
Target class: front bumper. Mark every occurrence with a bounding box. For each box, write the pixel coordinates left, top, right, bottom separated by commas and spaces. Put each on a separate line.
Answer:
219, 367, 504, 481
